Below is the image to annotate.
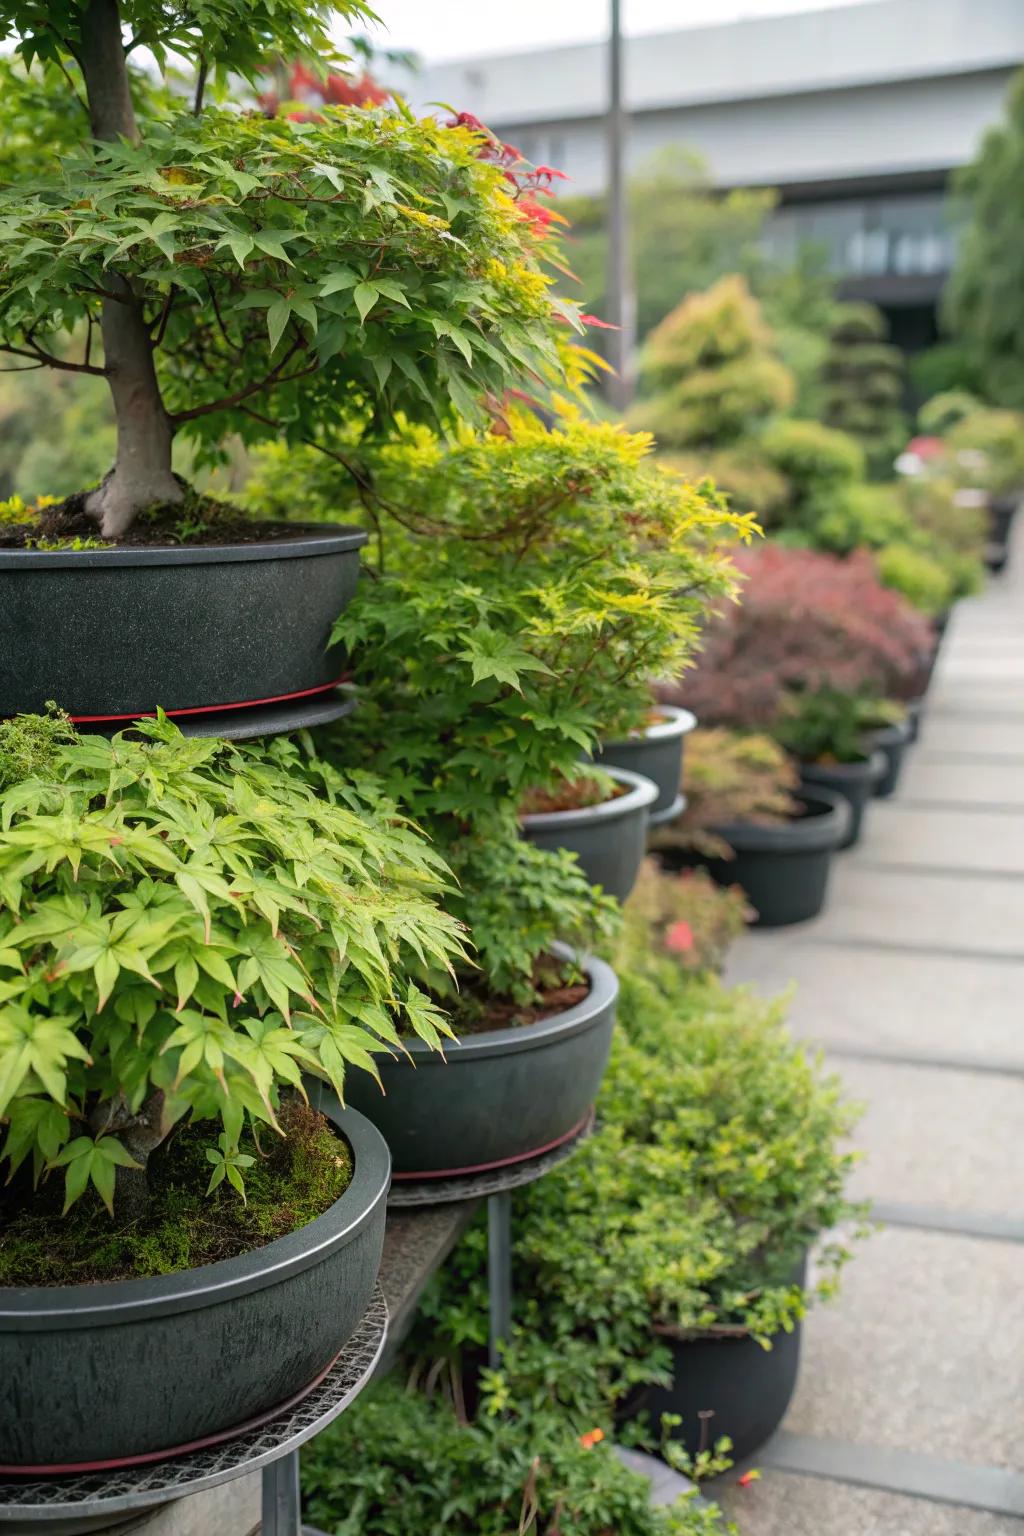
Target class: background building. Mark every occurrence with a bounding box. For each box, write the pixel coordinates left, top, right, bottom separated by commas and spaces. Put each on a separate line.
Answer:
403, 0, 1024, 353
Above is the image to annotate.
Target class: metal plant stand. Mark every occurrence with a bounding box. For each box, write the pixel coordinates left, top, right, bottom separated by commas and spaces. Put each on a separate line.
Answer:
386, 1111, 595, 1367
0, 1287, 387, 1536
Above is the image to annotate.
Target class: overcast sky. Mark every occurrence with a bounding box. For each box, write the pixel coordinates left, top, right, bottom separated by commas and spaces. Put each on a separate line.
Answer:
361, 0, 877, 62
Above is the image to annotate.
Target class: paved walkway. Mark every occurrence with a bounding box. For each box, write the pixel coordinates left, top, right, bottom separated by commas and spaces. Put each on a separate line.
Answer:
716, 523, 1024, 1534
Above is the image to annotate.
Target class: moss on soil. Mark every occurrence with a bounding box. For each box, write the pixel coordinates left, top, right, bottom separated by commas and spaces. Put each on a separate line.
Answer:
0, 1100, 352, 1287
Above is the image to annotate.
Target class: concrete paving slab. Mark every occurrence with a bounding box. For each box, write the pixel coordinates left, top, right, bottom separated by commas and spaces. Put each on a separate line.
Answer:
897, 760, 1024, 807
784, 1229, 1024, 1470
723, 940, 1024, 1066
715, 1469, 1017, 1535
919, 716, 1024, 757
808, 864, 1024, 957
854, 802, 1024, 873
929, 684, 1024, 714
832, 1058, 1024, 1213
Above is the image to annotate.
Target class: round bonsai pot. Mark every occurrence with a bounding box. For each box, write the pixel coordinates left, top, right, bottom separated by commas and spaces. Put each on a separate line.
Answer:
337, 952, 618, 1178
799, 750, 886, 849
866, 718, 913, 799
0, 525, 366, 721
656, 789, 850, 927
906, 697, 925, 744
0, 1101, 389, 1470
987, 495, 1018, 570
637, 1255, 807, 1464
590, 707, 697, 825
520, 767, 659, 902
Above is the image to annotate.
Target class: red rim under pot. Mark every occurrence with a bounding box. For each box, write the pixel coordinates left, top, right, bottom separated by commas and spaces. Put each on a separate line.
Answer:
336, 951, 618, 1181
589, 706, 697, 828
629, 1253, 808, 1465
0, 1101, 389, 1471
520, 767, 659, 903
656, 788, 851, 928
0, 524, 366, 723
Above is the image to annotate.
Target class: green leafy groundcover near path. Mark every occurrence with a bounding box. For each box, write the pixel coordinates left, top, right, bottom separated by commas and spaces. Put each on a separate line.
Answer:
299, 950, 862, 1534
301, 1377, 735, 1536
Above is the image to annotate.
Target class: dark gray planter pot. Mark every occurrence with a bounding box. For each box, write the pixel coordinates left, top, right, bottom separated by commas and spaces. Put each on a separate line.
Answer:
0, 1102, 389, 1471
337, 952, 618, 1178
867, 718, 913, 798
520, 767, 659, 901
590, 706, 696, 824
638, 1255, 807, 1464
906, 697, 924, 743
0, 525, 366, 721
654, 789, 850, 927
986, 495, 1018, 570
799, 750, 886, 849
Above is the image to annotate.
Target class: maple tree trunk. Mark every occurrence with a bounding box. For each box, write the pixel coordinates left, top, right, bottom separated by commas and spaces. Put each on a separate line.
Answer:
77, 0, 182, 537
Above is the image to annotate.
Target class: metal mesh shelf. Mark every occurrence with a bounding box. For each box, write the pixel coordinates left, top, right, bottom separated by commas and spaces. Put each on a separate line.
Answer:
385, 1110, 596, 1208
0, 1286, 387, 1526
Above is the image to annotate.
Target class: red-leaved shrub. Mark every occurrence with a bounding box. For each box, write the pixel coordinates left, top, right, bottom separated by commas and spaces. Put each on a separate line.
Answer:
661, 545, 934, 728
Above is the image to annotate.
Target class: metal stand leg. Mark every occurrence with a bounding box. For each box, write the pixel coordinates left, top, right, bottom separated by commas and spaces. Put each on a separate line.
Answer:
262, 1449, 302, 1536
487, 1189, 513, 1369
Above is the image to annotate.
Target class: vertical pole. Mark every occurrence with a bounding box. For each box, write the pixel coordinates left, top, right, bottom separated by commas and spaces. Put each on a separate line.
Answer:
487, 1190, 513, 1369
606, 0, 634, 412
262, 1450, 302, 1536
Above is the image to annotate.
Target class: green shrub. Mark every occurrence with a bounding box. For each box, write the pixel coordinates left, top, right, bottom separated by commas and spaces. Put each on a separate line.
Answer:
875, 542, 954, 616
434, 823, 619, 1011
321, 415, 748, 827
948, 406, 1024, 496
820, 303, 907, 478
412, 966, 863, 1428
301, 1376, 736, 1536
632, 277, 795, 451
0, 716, 465, 1213
773, 687, 901, 764
917, 390, 983, 436
758, 417, 865, 536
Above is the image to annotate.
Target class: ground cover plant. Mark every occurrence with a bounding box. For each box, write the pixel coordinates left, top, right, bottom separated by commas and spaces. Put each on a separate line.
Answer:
0, 1, 583, 538
0, 713, 465, 1229
407, 959, 862, 1435
302, 1374, 737, 1536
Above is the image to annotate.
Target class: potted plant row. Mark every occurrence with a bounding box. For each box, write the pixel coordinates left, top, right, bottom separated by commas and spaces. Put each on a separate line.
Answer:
0, 716, 469, 1468
660, 543, 933, 848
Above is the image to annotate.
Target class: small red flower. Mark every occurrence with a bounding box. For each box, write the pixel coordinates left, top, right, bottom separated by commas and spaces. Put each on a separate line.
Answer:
579, 1428, 605, 1449
664, 920, 695, 954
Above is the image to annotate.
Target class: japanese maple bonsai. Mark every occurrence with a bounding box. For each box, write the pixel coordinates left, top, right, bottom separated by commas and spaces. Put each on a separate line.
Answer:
0, 713, 465, 1467
0, 1, 576, 719
264, 411, 748, 902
